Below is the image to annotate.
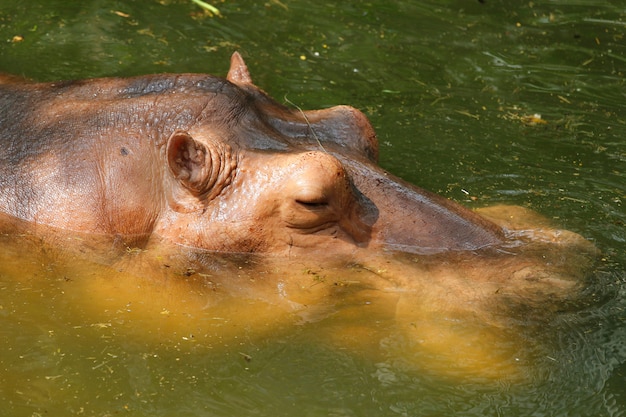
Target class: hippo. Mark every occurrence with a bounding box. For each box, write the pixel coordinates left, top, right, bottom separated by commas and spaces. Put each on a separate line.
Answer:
0, 53, 597, 378
0, 52, 509, 256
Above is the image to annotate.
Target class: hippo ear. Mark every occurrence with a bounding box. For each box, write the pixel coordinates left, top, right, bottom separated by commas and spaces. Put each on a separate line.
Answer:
226, 51, 253, 84
166, 131, 209, 195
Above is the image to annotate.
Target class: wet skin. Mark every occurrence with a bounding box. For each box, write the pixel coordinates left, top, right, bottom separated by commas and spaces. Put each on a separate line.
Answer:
0, 52, 502, 256
0, 53, 598, 379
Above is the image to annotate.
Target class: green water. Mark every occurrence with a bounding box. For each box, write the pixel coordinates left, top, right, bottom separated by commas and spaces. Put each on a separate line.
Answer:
1, 1, 625, 416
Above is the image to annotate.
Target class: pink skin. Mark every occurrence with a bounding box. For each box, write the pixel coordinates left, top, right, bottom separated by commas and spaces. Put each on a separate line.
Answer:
149, 53, 504, 257
0, 54, 597, 380
0, 52, 535, 263
0, 52, 504, 259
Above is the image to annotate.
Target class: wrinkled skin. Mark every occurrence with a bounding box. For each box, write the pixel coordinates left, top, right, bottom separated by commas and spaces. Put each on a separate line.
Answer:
0, 53, 598, 379
0, 52, 503, 256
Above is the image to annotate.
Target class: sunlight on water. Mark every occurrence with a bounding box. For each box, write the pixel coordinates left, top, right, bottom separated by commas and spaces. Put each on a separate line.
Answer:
0, 202, 604, 416
0, 0, 625, 415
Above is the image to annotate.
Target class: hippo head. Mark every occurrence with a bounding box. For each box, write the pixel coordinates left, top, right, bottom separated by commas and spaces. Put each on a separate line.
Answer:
0, 52, 597, 368
155, 52, 504, 258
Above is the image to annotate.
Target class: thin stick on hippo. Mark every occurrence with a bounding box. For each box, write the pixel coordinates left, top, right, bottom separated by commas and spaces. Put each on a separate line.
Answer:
0, 52, 597, 378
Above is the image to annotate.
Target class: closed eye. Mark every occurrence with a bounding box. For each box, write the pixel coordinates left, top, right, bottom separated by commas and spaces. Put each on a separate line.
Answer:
295, 199, 329, 209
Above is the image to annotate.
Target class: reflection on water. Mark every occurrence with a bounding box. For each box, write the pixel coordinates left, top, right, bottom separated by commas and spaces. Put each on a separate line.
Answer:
0, 202, 605, 415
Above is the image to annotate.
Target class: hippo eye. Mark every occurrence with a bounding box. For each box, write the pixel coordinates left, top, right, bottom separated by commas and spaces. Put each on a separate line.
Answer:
286, 192, 337, 231
295, 197, 329, 209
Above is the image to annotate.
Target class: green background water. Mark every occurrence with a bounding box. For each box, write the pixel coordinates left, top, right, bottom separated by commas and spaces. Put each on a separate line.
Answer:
0, 1, 625, 416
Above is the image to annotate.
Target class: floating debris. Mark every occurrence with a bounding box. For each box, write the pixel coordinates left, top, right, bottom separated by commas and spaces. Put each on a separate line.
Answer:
519, 113, 548, 126
190, 0, 221, 17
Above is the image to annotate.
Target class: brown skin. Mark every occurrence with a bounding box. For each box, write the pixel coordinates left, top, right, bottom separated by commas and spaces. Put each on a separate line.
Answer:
0, 52, 503, 257
0, 53, 598, 380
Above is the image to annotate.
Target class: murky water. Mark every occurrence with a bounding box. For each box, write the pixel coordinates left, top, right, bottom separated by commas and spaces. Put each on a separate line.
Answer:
1, 1, 625, 416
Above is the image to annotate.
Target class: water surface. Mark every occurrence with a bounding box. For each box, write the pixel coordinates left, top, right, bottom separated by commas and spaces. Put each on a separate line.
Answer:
1, 1, 625, 416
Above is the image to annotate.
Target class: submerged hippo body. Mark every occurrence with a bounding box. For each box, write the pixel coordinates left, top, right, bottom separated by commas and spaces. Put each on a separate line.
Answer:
0, 53, 599, 379
0, 52, 504, 257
